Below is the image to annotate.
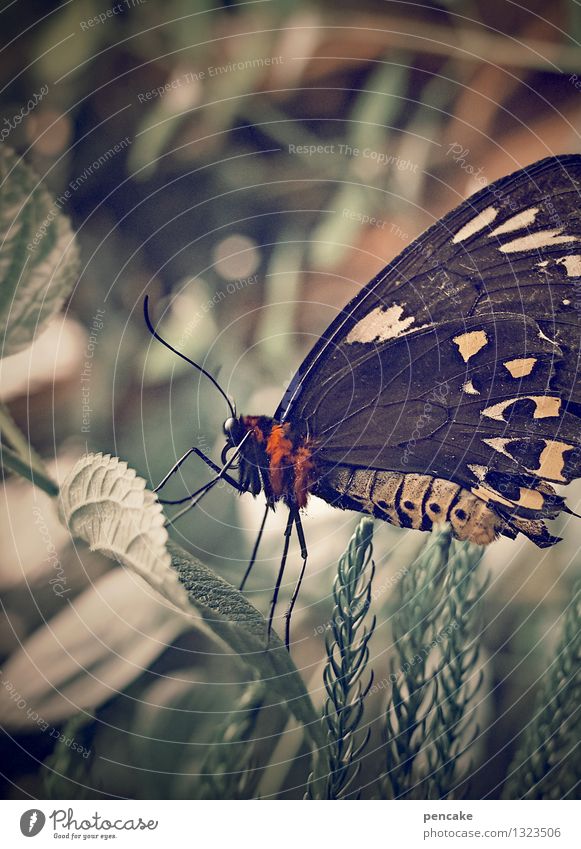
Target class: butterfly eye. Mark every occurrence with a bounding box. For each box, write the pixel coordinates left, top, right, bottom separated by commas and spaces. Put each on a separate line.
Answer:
223, 417, 237, 437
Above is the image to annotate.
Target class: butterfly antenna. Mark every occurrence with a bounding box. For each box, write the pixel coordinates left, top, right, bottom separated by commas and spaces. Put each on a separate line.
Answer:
143, 295, 236, 419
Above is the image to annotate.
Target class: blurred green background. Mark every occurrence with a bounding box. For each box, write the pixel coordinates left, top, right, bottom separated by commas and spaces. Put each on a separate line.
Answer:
0, 0, 580, 799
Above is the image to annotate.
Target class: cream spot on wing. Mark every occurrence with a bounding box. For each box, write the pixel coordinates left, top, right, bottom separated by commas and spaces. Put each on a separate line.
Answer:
482, 437, 514, 459
345, 304, 421, 344
527, 440, 572, 482
499, 229, 578, 253
503, 357, 537, 378
453, 329, 488, 362
481, 395, 561, 422
556, 255, 581, 276
471, 484, 514, 508
452, 206, 498, 243
467, 464, 487, 481
472, 484, 544, 511
514, 488, 545, 511
563, 299, 571, 306
481, 437, 569, 482
537, 259, 549, 268
529, 396, 561, 418
490, 207, 539, 236
462, 379, 480, 395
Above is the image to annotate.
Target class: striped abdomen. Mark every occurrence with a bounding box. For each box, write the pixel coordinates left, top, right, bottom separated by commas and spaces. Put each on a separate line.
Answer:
315, 467, 504, 545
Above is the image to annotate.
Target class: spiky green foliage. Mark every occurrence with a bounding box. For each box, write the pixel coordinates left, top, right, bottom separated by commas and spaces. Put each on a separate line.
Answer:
195, 681, 267, 799
423, 538, 487, 799
382, 527, 485, 799
382, 529, 449, 798
311, 518, 376, 799
503, 577, 581, 799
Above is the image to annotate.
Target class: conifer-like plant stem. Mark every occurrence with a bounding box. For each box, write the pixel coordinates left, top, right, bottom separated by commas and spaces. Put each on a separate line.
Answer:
423, 538, 487, 799
197, 681, 267, 800
503, 577, 581, 799
383, 527, 485, 799
312, 518, 376, 799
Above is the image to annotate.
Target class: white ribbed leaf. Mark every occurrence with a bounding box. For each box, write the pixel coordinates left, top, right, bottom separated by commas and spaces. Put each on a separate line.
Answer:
57, 453, 326, 757
59, 452, 189, 612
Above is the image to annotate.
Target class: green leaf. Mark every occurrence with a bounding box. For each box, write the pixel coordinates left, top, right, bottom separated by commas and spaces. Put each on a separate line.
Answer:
423, 538, 487, 799
169, 540, 326, 757
0, 145, 79, 357
0, 441, 58, 496
58, 452, 326, 760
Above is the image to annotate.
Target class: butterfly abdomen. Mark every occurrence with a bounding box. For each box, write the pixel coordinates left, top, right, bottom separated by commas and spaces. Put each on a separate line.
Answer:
316, 467, 504, 545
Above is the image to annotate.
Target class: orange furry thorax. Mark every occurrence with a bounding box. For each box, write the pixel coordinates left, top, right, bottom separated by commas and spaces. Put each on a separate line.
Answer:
241, 416, 316, 508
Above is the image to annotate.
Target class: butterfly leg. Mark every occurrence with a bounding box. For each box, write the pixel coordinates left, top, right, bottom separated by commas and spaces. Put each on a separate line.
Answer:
240, 502, 269, 591
266, 508, 294, 647
153, 447, 197, 493
155, 446, 243, 502
284, 509, 308, 650
163, 477, 222, 528
162, 437, 251, 526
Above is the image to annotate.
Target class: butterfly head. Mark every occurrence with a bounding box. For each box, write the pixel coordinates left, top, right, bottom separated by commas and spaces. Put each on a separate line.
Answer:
221, 415, 246, 459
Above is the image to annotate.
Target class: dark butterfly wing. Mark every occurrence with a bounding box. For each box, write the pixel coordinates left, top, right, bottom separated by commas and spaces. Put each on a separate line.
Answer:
275, 155, 581, 544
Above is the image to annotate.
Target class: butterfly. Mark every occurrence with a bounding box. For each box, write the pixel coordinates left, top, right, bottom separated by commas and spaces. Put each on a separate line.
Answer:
145, 154, 581, 647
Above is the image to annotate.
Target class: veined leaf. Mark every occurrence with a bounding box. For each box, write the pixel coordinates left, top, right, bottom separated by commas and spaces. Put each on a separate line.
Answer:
59, 453, 187, 612
58, 453, 326, 758
0, 145, 79, 357
168, 541, 326, 756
